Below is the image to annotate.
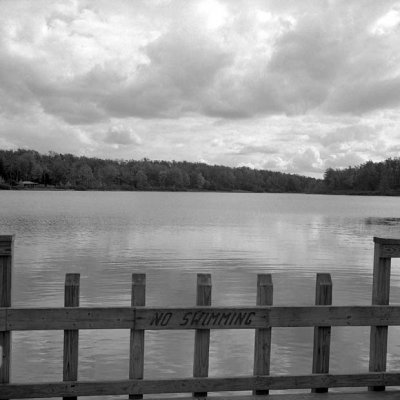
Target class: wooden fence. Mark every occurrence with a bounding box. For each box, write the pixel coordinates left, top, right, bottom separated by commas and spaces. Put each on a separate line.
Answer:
1, 236, 400, 398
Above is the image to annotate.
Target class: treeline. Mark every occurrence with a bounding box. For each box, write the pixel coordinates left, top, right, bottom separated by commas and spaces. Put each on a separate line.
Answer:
324, 159, 400, 195
0, 149, 321, 193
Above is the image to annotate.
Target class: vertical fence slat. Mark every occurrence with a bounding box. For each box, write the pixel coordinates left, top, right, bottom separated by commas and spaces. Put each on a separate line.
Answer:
312, 273, 332, 393
129, 274, 146, 400
63, 273, 80, 400
253, 274, 273, 395
369, 240, 391, 391
0, 236, 13, 399
193, 273, 211, 398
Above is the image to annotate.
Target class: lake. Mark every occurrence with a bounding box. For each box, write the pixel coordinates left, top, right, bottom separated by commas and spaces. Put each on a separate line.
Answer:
1, 191, 400, 396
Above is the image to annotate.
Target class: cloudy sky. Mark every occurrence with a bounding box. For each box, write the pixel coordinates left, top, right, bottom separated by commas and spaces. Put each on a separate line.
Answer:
1, 0, 400, 177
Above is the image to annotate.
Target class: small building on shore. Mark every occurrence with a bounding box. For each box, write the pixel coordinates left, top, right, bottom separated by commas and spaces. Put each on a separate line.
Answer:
18, 181, 38, 189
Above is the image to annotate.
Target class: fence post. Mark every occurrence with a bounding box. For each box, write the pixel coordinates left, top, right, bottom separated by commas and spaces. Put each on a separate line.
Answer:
0, 236, 13, 396
253, 274, 273, 395
368, 237, 400, 391
312, 273, 332, 393
129, 273, 146, 400
63, 273, 80, 400
193, 273, 211, 398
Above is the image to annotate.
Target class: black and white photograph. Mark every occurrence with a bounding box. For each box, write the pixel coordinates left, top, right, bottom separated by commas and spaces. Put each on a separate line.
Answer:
1, 1, 400, 399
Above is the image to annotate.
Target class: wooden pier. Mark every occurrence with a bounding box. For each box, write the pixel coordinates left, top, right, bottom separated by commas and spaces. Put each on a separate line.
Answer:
1, 236, 400, 399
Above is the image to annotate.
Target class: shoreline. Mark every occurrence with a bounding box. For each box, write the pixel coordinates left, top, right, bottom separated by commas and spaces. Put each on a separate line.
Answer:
2, 186, 400, 196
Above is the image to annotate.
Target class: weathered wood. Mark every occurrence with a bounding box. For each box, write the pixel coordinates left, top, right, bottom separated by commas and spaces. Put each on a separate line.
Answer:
253, 274, 273, 395
63, 273, 80, 400
374, 237, 400, 258
129, 273, 146, 400
138, 306, 265, 330
145, 392, 400, 400
0, 310, 5, 331
0, 236, 13, 257
0, 235, 13, 392
1, 372, 400, 398
312, 273, 332, 393
4, 307, 135, 330
135, 305, 400, 330
193, 273, 211, 397
3, 305, 400, 331
369, 241, 391, 391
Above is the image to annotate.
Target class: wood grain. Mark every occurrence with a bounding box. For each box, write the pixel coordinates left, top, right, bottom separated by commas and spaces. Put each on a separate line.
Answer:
0, 235, 13, 391
312, 273, 332, 393
63, 273, 80, 400
141, 391, 400, 400
193, 273, 211, 397
1, 372, 400, 398
3, 305, 400, 331
373, 237, 400, 258
253, 274, 273, 395
0, 236, 13, 257
369, 242, 391, 391
129, 273, 146, 400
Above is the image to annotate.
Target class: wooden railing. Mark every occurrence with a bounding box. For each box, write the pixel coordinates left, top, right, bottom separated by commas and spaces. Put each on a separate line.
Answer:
1, 236, 400, 398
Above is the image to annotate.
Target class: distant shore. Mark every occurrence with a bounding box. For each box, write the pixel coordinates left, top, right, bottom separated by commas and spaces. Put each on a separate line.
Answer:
2, 149, 400, 196
2, 185, 400, 196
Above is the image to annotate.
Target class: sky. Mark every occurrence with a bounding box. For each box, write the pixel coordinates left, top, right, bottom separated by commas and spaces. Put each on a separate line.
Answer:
1, 0, 400, 178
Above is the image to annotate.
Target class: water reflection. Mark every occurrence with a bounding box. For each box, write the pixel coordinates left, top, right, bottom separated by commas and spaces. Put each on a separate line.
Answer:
0, 192, 400, 397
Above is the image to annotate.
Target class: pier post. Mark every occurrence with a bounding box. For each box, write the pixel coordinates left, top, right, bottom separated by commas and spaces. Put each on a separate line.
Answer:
193, 273, 211, 397
63, 273, 80, 400
129, 273, 146, 399
253, 274, 273, 395
0, 236, 13, 395
368, 237, 400, 390
312, 273, 332, 393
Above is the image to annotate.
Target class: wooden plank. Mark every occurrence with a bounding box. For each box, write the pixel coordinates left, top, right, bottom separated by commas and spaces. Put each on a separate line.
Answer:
5, 307, 136, 330
0, 236, 13, 257
0, 235, 13, 392
1, 372, 400, 398
369, 241, 391, 391
4, 305, 400, 331
253, 274, 273, 395
193, 273, 211, 397
63, 273, 80, 400
373, 237, 400, 245
380, 245, 400, 258
143, 392, 400, 400
312, 273, 332, 393
374, 236, 400, 258
134, 305, 400, 329
137, 306, 266, 330
129, 273, 146, 400
0, 310, 5, 331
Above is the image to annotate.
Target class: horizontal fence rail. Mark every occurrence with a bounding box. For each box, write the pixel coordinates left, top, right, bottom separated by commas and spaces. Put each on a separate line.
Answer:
1, 235, 400, 399
2, 305, 400, 331
1, 373, 400, 398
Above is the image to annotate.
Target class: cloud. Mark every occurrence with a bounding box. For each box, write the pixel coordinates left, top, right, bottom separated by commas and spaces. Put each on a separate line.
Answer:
102, 14, 233, 119
323, 152, 366, 170
229, 144, 277, 155
371, 7, 400, 35
104, 125, 142, 146
1, 1, 400, 177
320, 125, 376, 147
325, 76, 400, 115
2, 0, 400, 124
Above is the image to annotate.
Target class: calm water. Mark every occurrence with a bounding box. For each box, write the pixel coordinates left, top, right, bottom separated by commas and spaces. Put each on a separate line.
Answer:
1, 191, 400, 396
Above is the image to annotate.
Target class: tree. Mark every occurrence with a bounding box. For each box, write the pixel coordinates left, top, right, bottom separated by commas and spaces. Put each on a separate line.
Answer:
135, 170, 148, 189
166, 168, 183, 189
98, 164, 119, 187
323, 168, 337, 191
190, 172, 205, 189
71, 162, 95, 188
